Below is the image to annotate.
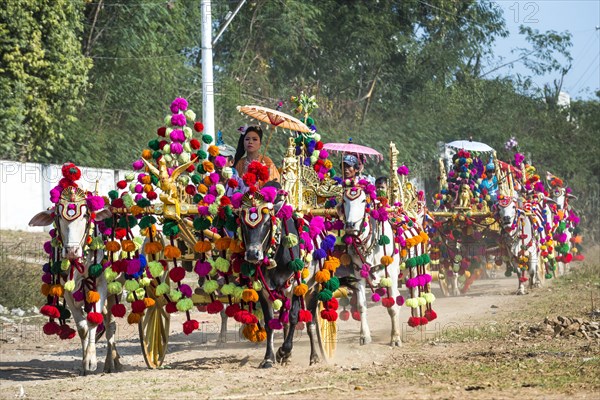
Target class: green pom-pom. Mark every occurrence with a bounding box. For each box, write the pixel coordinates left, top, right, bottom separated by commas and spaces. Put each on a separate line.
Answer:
139, 215, 157, 229
169, 289, 182, 302
136, 198, 151, 208
191, 174, 202, 185
148, 261, 164, 278
176, 298, 194, 312
225, 217, 238, 232
108, 190, 119, 200
88, 263, 103, 278
378, 235, 391, 245
273, 299, 283, 311
201, 134, 213, 144
50, 261, 61, 274
306, 117, 314, 126
148, 139, 160, 150
64, 280, 75, 292
193, 194, 203, 203
193, 217, 211, 231
241, 262, 256, 277
214, 257, 230, 273
221, 283, 236, 295
61, 259, 70, 271
107, 281, 123, 295
422, 254, 431, 264
405, 257, 417, 268
324, 276, 340, 292
422, 293, 436, 304
155, 282, 170, 296
104, 268, 118, 282
163, 220, 180, 236
124, 279, 139, 292
202, 280, 219, 294
380, 277, 392, 288
557, 221, 566, 233
197, 149, 208, 160
283, 234, 299, 248
317, 289, 333, 302
152, 151, 162, 160
294, 136, 303, 145
196, 164, 205, 174
252, 281, 263, 291
150, 175, 159, 185
118, 215, 138, 229
545, 273, 553, 279
288, 258, 304, 272
504, 270, 512, 277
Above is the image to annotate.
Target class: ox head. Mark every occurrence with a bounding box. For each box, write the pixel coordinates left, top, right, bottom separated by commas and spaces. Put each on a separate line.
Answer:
238, 193, 275, 263
339, 187, 368, 236
496, 195, 518, 229
29, 187, 111, 260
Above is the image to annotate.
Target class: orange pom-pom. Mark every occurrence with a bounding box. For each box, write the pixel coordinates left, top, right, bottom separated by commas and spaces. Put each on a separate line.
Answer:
314, 269, 331, 284
121, 240, 136, 253
141, 149, 153, 160
419, 231, 429, 242
229, 240, 244, 253
49, 284, 64, 297
127, 312, 142, 324
323, 257, 340, 272
129, 205, 144, 215
381, 255, 394, 266
141, 175, 152, 184
144, 241, 163, 254
207, 145, 219, 157
143, 297, 156, 308
202, 160, 215, 173
198, 184, 208, 194
241, 289, 259, 303
243, 323, 259, 341
254, 327, 267, 342
163, 245, 182, 259
86, 290, 100, 304
215, 237, 232, 251
400, 248, 408, 258
194, 240, 212, 253
41, 283, 51, 296
105, 241, 121, 252
340, 253, 352, 267
293, 283, 308, 296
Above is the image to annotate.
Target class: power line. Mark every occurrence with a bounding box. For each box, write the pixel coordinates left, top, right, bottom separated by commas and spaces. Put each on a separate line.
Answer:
569, 53, 600, 93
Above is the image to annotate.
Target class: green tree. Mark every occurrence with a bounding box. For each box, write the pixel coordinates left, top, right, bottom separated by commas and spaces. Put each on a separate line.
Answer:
0, 0, 91, 161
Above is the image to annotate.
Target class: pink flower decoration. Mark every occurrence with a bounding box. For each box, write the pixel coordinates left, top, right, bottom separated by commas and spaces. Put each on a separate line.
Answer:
170, 113, 187, 127
170, 97, 188, 113
397, 165, 410, 176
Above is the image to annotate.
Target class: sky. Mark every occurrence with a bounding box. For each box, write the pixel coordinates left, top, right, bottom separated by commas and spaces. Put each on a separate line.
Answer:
490, 0, 599, 100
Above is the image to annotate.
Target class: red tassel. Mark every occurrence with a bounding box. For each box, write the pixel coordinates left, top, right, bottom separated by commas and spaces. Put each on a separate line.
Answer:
86, 312, 103, 325
420, 317, 429, 325
131, 300, 146, 314
43, 321, 61, 335
320, 309, 338, 322
408, 316, 421, 327
225, 304, 240, 318
339, 310, 350, 321
326, 297, 339, 310
206, 300, 224, 314
58, 324, 77, 340
111, 303, 126, 318
165, 302, 178, 314
40, 305, 61, 319
183, 319, 199, 335
425, 309, 437, 321
351, 310, 361, 321
298, 309, 313, 323
381, 297, 395, 308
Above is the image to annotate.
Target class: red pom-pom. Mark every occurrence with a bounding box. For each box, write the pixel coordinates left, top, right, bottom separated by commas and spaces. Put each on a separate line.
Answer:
169, 266, 186, 283
339, 309, 350, 321
564, 253, 573, 263
242, 172, 257, 186
315, 141, 324, 150
194, 122, 204, 132
43, 321, 61, 335
111, 198, 124, 208
147, 191, 158, 200
185, 184, 197, 196
87, 312, 104, 325
425, 309, 437, 321
183, 319, 199, 335
58, 324, 77, 340
41, 305, 61, 319
206, 300, 224, 314
352, 310, 361, 321
420, 317, 429, 325
190, 138, 201, 150
575, 254, 585, 261
58, 177, 76, 189
166, 302, 178, 314
220, 196, 231, 206
408, 316, 421, 327
234, 310, 245, 323
231, 257, 243, 274
381, 297, 395, 308
248, 161, 269, 182
326, 297, 339, 310
298, 309, 313, 323
248, 186, 257, 194
159, 139, 168, 149
111, 303, 126, 318
320, 309, 338, 322
131, 300, 146, 314
114, 227, 127, 240
225, 304, 241, 318
62, 163, 81, 182
186, 164, 196, 173
116, 180, 127, 189
228, 178, 238, 189
157, 126, 167, 137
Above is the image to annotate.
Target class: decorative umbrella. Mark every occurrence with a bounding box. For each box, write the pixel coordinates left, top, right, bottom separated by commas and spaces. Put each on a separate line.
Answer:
236, 105, 312, 133
322, 142, 384, 162
446, 140, 494, 153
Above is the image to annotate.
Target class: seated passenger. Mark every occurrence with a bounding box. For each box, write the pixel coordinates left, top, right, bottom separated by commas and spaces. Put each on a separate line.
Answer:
233, 126, 280, 185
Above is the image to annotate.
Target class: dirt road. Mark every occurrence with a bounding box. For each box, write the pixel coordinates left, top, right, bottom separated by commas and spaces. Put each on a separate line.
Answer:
2, 274, 559, 399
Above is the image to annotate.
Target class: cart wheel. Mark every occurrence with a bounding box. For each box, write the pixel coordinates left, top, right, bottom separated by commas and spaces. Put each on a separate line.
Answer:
139, 276, 171, 369
316, 302, 337, 361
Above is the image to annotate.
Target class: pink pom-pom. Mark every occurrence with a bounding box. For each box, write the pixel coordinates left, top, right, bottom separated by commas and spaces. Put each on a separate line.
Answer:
169, 129, 185, 142
194, 261, 212, 277
214, 156, 226, 168
198, 206, 210, 216
268, 319, 284, 330
397, 165, 410, 176
43, 241, 53, 255
203, 194, 216, 205
209, 173, 220, 184
396, 295, 405, 306
343, 235, 354, 245
332, 220, 345, 230
309, 216, 325, 239
132, 159, 144, 170
86, 195, 105, 212
170, 142, 183, 155
231, 193, 243, 209
179, 284, 192, 298
134, 184, 143, 194
260, 186, 277, 203
371, 293, 381, 302
319, 150, 329, 159
276, 204, 293, 220
49, 186, 62, 203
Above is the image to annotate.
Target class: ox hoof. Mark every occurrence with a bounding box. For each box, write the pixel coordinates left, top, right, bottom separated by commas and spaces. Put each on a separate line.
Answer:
359, 336, 372, 346
390, 338, 402, 347
259, 360, 274, 369
309, 355, 321, 366
276, 348, 291, 365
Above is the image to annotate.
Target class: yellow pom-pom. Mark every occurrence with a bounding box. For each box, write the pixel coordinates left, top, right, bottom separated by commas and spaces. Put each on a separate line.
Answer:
301, 267, 310, 280
254, 327, 267, 342
380, 255, 394, 266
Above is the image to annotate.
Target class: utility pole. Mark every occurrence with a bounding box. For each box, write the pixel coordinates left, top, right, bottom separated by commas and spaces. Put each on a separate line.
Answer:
201, 0, 215, 144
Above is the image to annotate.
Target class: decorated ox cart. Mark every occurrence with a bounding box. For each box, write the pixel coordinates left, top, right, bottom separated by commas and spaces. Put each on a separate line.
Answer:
428, 140, 505, 296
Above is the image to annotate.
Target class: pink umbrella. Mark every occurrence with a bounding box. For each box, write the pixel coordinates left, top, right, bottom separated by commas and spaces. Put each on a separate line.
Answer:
322, 142, 383, 162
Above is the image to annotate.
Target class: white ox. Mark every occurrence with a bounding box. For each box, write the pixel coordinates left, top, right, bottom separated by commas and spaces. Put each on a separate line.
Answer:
496, 195, 543, 295
30, 186, 122, 375
339, 187, 402, 346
